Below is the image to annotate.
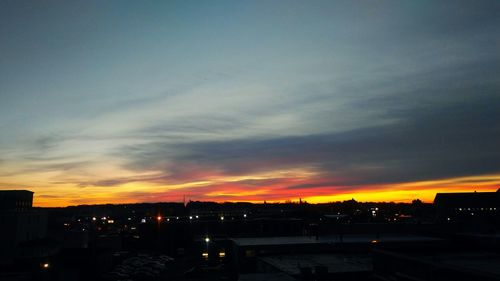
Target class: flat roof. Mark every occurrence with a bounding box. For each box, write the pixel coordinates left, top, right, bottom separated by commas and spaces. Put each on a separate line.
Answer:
422, 252, 500, 277
231, 234, 443, 246
261, 254, 372, 275
238, 273, 296, 281
0, 190, 33, 194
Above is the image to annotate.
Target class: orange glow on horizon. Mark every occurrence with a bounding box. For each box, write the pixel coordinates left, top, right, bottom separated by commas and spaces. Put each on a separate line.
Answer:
23, 172, 500, 207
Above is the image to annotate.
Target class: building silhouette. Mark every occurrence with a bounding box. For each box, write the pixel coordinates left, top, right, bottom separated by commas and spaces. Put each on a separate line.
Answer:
0, 190, 50, 267
434, 188, 500, 223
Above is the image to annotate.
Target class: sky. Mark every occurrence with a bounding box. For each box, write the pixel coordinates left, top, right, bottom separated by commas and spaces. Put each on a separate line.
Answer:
1, 0, 499, 207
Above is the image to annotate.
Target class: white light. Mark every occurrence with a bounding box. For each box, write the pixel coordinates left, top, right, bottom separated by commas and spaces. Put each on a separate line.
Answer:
42, 263, 49, 269
205, 237, 210, 243
141, 218, 146, 223
220, 216, 224, 221
243, 214, 247, 218
189, 216, 193, 220
92, 217, 96, 221
196, 215, 199, 219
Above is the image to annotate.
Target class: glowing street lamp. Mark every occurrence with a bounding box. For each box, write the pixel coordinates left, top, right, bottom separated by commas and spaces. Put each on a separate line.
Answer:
204, 236, 210, 259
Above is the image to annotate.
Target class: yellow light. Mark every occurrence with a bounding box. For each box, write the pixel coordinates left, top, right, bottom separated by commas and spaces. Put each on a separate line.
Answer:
371, 240, 378, 244
157, 216, 162, 221
107, 219, 114, 224
202, 252, 209, 258
219, 251, 225, 258
42, 263, 49, 269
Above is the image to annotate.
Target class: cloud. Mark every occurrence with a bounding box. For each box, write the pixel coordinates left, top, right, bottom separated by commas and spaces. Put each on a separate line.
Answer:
120, 76, 500, 190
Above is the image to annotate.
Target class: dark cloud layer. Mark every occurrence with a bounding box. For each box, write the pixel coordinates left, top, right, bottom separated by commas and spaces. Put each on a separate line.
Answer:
122, 87, 500, 190
115, 48, 500, 190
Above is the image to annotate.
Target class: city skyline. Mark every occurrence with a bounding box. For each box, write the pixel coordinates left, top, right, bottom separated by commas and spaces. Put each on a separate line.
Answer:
1, 1, 499, 207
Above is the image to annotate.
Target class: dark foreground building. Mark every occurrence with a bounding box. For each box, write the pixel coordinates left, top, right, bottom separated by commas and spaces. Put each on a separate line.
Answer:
434, 189, 500, 224
0, 190, 59, 280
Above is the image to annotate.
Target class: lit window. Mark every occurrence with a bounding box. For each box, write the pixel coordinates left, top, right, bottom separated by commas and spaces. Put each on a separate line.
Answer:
219, 251, 226, 258
202, 252, 209, 259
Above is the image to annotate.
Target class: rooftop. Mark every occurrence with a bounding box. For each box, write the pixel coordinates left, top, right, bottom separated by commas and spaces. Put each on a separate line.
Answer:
238, 273, 297, 281
434, 189, 500, 207
420, 252, 500, 277
261, 254, 372, 275
231, 234, 442, 247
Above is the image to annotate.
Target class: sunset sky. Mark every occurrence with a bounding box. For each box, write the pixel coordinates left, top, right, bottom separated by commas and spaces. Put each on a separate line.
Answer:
1, 1, 499, 207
